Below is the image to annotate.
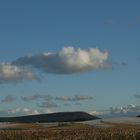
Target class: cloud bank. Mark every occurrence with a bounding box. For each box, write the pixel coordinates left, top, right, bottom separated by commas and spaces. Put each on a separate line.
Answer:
21, 94, 93, 109
0, 63, 36, 83
0, 108, 52, 117
110, 104, 140, 116
13, 47, 110, 74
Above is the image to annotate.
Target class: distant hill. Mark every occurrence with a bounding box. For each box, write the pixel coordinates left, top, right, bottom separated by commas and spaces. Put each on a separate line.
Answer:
137, 115, 140, 117
0, 111, 100, 123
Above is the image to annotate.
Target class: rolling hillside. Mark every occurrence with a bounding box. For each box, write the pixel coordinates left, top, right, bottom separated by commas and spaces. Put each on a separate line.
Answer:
0, 111, 100, 123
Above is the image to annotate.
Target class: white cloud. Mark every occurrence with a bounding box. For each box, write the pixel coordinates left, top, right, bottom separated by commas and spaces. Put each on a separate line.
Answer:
0, 108, 52, 117
89, 111, 105, 116
0, 63, 36, 83
110, 104, 140, 116
21, 94, 53, 101
9, 108, 39, 115
13, 47, 110, 74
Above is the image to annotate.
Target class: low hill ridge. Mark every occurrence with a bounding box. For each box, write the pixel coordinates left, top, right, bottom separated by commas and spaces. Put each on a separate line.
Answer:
0, 111, 100, 123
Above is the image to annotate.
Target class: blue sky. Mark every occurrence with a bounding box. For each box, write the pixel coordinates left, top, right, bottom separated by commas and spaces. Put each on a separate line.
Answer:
0, 0, 140, 117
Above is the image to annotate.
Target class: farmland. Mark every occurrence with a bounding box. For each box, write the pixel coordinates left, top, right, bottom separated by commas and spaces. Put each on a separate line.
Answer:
0, 123, 140, 140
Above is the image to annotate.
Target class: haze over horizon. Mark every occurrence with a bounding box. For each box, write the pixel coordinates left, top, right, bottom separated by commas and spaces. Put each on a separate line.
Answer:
0, 0, 140, 117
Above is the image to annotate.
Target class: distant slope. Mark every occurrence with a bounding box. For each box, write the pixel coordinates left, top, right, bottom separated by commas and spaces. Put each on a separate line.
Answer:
0, 111, 100, 123
137, 115, 140, 117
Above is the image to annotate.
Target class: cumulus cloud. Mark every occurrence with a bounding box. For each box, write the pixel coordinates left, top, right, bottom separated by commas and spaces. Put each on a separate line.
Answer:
56, 95, 93, 101
13, 47, 110, 74
1, 95, 16, 103
0, 108, 53, 117
110, 104, 140, 116
0, 63, 36, 83
89, 111, 105, 116
21, 94, 53, 101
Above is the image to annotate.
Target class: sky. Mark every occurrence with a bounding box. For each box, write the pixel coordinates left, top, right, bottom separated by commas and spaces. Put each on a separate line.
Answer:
0, 0, 140, 117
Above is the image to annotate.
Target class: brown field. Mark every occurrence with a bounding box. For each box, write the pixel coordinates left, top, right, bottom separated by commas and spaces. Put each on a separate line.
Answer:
0, 123, 140, 140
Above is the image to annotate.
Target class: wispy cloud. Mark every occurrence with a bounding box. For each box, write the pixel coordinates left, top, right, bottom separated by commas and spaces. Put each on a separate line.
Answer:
134, 94, 140, 98
1, 95, 16, 103
63, 103, 71, 106
56, 95, 93, 102
38, 101, 58, 108
120, 62, 128, 66
113, 61, 128, 66
0, 63, 37, 83
13, 47, 110, 74
21, 94, 93, 108
56, 96, 72, 101
73, 95, 93, 101
21, 94, 53, 101
75, 102, 82, 106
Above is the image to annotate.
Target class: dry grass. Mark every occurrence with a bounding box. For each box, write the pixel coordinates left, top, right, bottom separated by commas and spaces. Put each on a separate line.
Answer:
0, 123, 139, 140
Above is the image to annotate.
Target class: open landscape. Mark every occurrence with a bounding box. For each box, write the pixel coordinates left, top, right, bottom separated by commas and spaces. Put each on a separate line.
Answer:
0, 0, 140, 139
0, 114, 139, 140
0, 121, 140, 140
